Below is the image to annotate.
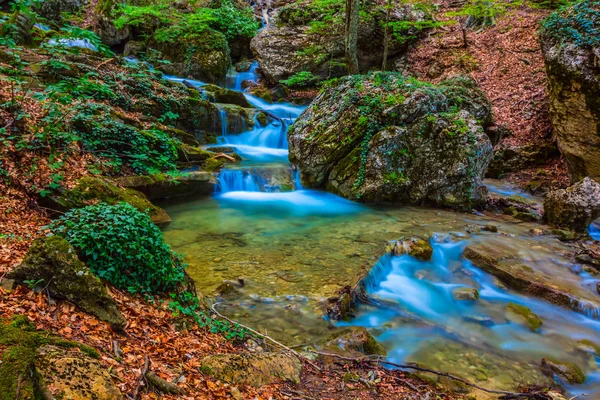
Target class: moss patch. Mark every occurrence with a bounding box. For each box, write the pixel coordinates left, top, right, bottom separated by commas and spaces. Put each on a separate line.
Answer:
506, 303, 543, 331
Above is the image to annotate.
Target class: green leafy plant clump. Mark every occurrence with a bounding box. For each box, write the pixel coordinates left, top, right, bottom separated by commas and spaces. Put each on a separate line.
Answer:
47, 202, 186, 294
281, 71, 321, 88
542, 0, 600, 48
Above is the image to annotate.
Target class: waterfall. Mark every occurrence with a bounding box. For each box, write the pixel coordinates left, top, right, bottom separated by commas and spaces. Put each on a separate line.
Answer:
216, 169, 262, 193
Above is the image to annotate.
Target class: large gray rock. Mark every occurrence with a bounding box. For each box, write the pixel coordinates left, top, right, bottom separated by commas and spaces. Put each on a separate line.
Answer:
251, 1, 427, 84
288, 73, 493, 210
8, 236, 126, 330
540, 5, 600, 183
38, 0, 87, 22
544, 177, 600, 232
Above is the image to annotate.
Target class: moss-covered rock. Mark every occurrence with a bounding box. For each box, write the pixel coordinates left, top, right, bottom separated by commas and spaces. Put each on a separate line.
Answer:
45, 176, 171, 225
7, 236, 126, 330
325, 327, 387, 356
155, 28, 230, 83
540, 1, 600, 183
289, 73, 492, 209
506, 303, 542, 331
200, 353, 302, 387
544, 177, 600, 232
113, 171, 216, 200
202, 84, 252, 107
392, 237, 433, 261
0, 316, 112, 400
541, 358, 586, 384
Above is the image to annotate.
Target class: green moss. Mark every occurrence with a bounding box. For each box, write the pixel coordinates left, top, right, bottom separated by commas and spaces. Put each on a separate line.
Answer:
203, 157, 226, 172
506, 303, 543, 331
0, 316, 101, 400
542, 358, 586, 384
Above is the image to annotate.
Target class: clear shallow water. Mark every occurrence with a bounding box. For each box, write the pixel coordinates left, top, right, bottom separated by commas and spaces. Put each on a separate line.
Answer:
157, 61, 600, 396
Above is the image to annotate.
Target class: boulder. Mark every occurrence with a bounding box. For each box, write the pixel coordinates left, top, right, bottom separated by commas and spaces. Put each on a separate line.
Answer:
42, 176, 171, 225
392, 237, 433, 261
453, 287, 479, 301
325, 327, 387, 356
486, 142, 560, 179
200, 353, 301, 387
541, 358, 586, 384
201, 84, 252, 108
544, 177, 600, 232
35, 345, 123, 399
38, 0, 87, 22
540, 3, 600, 182
123, 40, 145, 57
251, 0, 427, 83
288, 73, 493, 210
506, 303, 542, 332
112, 171, 216, 200
155, 29, 230, 84
7, 236, 126, 330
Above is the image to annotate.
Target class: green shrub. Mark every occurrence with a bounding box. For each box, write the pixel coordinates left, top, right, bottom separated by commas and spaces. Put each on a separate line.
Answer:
281, 71, 320, 88
447, 0, 523, 27
542, 0, 600, 47
47, 202, 186, 293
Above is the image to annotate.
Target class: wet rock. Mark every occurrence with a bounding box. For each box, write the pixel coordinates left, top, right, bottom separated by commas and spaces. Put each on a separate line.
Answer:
453, 287, 479, 301
113, 171, 216, 200
483, 224, 498, 232
325, 327, 387, 356
289, 74, 492, 210
506, 303, 542, 332
35, 344, 123, 399
251, 2, 427, 84
544, 177, 600, 232
463, 314, 494, 326
94, 13, 130, 46
215, 282, 240, 300
541, 358, 586, 384
503, 205, 541, 222
123, 40, 145, 57
42, 176, 171, 225
200, 353, 301, 387
235, 60, 253, 72
486, 142, 560, 179
540, 9, 600, 182
576, 339, 600, 356
8, 236, 126, 330
202, 84, 252, 108
392, 237, 433, 261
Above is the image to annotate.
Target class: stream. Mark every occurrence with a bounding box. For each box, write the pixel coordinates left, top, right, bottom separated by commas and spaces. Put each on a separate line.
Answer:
147, 62, 600, 397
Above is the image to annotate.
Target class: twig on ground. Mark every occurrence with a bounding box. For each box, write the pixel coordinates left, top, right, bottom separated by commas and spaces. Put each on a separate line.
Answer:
132, 355, 149, 399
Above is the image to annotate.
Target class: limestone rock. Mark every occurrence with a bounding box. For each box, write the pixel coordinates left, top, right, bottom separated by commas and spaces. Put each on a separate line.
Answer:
200, 353, 301, 387
8, 236, 126, 330
392, 237, 433, 261
453, 287, 479, 301
251, 2, 427, 84
540, 6, 600, 182
112, 171, 216, 200
544, 177, 600, 232
38, 0, 87, 22
486, 142, 560, 179
289, 73, 493, 210
325, 327, 387, 356
541, 358, 586, 384
36, 344, 123, 399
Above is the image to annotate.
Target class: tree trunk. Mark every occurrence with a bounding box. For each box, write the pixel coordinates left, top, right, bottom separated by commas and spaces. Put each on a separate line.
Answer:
381, 0, 392, 71
345, 0, 359, 74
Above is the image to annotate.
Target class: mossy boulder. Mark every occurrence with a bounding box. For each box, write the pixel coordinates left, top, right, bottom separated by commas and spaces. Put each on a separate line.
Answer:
453, 287, 479, 301
7, 236, 126, 330
541, 358, 586, 384
200, 353, 302, 387
288, 73, 492, 210
0, 316, 115, 400
112, 171, 216, 200
544, 177, 600, 232
37, 0, 87, 23
202, 84, 252, 107
36, 345, 123, 399
325, 327, 387, 356
44, 176, 171, 225
392, 237, 433, 261
540, 2, 600, 183
155, 28, 230, 83
506, 303, 542, 332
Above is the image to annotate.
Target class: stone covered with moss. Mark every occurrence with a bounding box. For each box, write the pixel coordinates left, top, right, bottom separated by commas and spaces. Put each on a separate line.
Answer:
7, 236, 127, 330
392, 237, 433, 261
289, 73, 493, 210
541, 358, 586, 384
540, 1, 600, 183
506, 303, 543, 331
251, 0, 429, 84
0, 315, 119, 400
544, 177, 600, 233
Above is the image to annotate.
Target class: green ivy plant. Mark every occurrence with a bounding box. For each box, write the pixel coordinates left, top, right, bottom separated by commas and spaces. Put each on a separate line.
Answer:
47, 202, 186, 294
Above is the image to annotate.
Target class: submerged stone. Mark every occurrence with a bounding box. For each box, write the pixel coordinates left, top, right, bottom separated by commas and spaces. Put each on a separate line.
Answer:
8, 236, 126, 330
506, 303, 543, 332
453, 287, 479, 301
541, 358, 586, 384
200, 353, 301, 387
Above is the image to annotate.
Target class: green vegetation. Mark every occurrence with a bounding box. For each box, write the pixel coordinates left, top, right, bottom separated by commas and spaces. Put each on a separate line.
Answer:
47, 202, 186, 293
542, 0, 600, 47
447, 0, 524, 27
281, 71, 321, 88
